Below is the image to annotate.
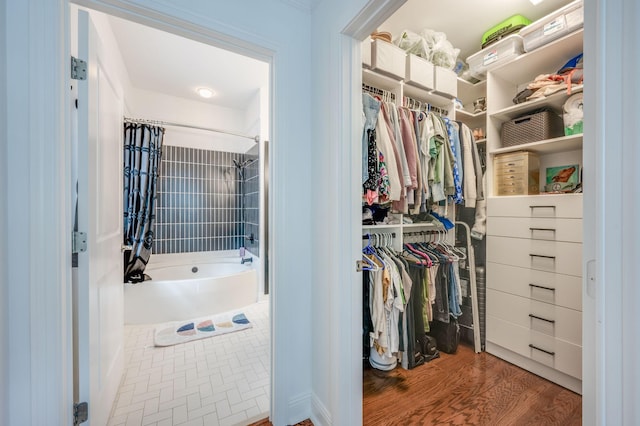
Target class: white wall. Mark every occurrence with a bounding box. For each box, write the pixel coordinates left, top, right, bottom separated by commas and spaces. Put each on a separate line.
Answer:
309, 1, 405, 424
127, 87, 253, 153
0, 0, 7, 423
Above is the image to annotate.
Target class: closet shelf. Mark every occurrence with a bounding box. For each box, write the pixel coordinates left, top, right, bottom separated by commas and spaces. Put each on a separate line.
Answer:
402, 222, 442, 229
403, 82, 455, 107
490, 134, 582, 156
362, 223, 401, 230
457, 77, 486, 90
455, 109, 486, 120
490, 29, 584, 85
362, 68, 401, 92
475, 138, 487, 144
490, 85, 583, 123
363, 68, 454, 108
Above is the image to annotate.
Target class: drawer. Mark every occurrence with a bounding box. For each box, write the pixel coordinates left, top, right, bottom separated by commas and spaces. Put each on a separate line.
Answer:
487, 315, 582, 379
494, 163, 526, 176
487, 288, 581, 345
487, 262, 582, 311
496, 181, 536, 196
487, 216, 582, 243
487, 194, 583, 218
487, 236, 582, 276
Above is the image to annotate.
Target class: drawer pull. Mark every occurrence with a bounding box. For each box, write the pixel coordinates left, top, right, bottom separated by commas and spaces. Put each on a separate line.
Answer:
529, 344, 555, 356
529, 254, 556, 260
529, 205, 556, 210
529, 227, 556, 233
529, 314, 555, 324
529, 283, 556, 292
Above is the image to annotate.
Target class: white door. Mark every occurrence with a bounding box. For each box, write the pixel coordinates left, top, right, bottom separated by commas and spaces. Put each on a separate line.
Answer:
75, 9, 124, 425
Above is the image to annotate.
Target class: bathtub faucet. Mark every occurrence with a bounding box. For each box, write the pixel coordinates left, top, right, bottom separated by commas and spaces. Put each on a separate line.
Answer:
241, 256, 253, 265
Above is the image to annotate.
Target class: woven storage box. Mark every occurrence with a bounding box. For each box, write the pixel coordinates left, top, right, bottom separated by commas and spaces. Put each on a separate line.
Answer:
501, 109, 564, 147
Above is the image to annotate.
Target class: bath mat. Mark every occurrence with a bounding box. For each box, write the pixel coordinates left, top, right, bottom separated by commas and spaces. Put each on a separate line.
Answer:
154, 311, 252, 347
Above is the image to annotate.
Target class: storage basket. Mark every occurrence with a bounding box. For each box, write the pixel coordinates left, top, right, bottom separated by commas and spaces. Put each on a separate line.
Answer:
501, 109, 564, 147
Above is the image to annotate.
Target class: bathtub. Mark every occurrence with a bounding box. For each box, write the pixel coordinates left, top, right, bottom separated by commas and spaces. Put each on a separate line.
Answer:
124, 254, 258, 324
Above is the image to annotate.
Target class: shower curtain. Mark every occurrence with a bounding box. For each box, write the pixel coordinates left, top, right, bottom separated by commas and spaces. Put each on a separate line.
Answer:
123, 122, 164, 283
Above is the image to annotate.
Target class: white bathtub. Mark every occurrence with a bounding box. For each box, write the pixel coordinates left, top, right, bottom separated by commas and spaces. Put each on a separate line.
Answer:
124, 255, 258, 324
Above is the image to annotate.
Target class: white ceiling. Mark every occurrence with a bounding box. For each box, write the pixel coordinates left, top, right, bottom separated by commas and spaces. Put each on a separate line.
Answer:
105, 0, 573, 111
107, 15, 269, 111
379, 0, 575, 62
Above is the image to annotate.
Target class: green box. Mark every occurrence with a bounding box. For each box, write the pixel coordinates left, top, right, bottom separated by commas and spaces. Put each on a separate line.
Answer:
482, 15, 531, 48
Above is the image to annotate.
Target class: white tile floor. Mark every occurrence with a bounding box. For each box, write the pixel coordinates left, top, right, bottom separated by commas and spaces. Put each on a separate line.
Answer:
107, 300, 270, 426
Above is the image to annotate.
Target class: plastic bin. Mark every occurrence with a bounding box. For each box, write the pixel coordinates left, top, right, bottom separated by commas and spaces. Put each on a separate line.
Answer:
371, 39, 406, 80
501, 109, 564, 147
520, 0, 584, 52
467, 34, 524, 79
405, 54, 435, 90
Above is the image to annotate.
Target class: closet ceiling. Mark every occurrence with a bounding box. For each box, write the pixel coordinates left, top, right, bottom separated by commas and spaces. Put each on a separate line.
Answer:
107, 15, 269, 111
379, 0, 574, 61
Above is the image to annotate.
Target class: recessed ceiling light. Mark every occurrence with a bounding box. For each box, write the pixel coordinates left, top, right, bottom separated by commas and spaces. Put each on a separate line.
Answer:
530, 0, 544, 4
197, 87, 215, 98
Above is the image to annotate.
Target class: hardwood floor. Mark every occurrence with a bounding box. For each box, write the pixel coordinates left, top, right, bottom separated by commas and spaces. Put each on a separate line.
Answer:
363, 343, 582, 425
251, 344, 580, 425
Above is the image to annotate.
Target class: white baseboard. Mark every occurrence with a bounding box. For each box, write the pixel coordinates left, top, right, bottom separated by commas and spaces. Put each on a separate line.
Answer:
310, 393, 332, 426
287, 391, 312, 425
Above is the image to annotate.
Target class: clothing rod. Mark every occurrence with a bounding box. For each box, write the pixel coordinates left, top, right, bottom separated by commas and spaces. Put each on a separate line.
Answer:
403, 229, 443, 235
124, 117, 259, 143
362, 232, 396, 239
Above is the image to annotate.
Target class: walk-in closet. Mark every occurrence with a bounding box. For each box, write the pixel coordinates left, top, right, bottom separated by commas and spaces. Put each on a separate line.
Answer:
360, 0, 584, 423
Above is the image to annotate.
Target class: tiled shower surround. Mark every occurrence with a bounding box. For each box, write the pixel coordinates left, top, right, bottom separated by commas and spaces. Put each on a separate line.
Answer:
243, 153, 260, 257
153, 145, 249, 255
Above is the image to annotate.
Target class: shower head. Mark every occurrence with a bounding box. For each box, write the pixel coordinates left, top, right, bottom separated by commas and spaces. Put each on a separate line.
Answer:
233, 159, 256, 169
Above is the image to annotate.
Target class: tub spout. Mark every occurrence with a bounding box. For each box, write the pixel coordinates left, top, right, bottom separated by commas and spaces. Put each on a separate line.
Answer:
241, 257, 253, 265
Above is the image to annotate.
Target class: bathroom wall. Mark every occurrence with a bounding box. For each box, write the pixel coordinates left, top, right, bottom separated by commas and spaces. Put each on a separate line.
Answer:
152, 145, 244, 254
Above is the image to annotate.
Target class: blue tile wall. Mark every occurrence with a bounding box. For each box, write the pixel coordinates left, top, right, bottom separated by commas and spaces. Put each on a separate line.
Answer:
243, 154, 260, 257
152, 145, 244, 254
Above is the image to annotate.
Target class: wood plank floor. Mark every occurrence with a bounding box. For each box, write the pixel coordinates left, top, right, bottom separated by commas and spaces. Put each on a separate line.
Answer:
363, 343, 582, 425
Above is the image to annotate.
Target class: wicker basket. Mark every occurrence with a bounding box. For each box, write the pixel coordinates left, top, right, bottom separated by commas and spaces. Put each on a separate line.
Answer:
501, 109, 564, 147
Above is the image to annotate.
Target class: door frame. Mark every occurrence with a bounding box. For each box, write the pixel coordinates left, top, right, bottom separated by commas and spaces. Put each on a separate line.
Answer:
4, 0, 637, 424
68, 0, 279, 419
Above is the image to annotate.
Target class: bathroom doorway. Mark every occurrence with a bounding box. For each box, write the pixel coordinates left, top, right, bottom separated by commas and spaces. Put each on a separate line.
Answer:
71, 5, 272, 425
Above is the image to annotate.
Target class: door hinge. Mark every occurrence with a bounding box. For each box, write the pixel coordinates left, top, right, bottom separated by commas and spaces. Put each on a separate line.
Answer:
71, 56, 87, 80
72, 231, 87, 254
73, 401, 88, 425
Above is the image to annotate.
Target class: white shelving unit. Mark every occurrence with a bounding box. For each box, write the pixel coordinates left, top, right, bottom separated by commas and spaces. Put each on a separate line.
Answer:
482, 26, 584, 394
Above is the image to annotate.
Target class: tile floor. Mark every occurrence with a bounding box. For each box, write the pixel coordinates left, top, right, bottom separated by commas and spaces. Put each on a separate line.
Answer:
107, 300, 270, 426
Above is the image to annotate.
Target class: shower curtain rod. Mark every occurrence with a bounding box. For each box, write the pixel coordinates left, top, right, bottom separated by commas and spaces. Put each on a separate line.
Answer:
124, 117, 259, 143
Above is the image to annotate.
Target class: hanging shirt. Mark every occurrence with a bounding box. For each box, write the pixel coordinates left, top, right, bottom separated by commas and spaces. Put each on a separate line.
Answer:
375, 104, 402, 202
443, 118, 463, 204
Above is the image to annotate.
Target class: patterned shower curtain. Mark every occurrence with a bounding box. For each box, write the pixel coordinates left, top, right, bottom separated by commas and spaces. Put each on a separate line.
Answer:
123, 122, 164, 283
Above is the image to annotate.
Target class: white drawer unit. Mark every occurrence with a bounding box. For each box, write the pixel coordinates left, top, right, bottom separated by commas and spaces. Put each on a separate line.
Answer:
487, 216, 582, 243
487, 236, 582, 277
487, 289, 581, 345
487, 262, 582, 311
487, 194, 583, 218
487, 315, 582, 380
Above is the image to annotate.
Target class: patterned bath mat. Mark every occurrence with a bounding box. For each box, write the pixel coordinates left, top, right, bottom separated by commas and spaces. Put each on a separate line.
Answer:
154, 311, 252, 347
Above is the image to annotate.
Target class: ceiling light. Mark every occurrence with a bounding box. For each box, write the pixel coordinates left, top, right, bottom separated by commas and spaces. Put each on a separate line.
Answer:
197, 87, 215, 98
530, 0, 544, 4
